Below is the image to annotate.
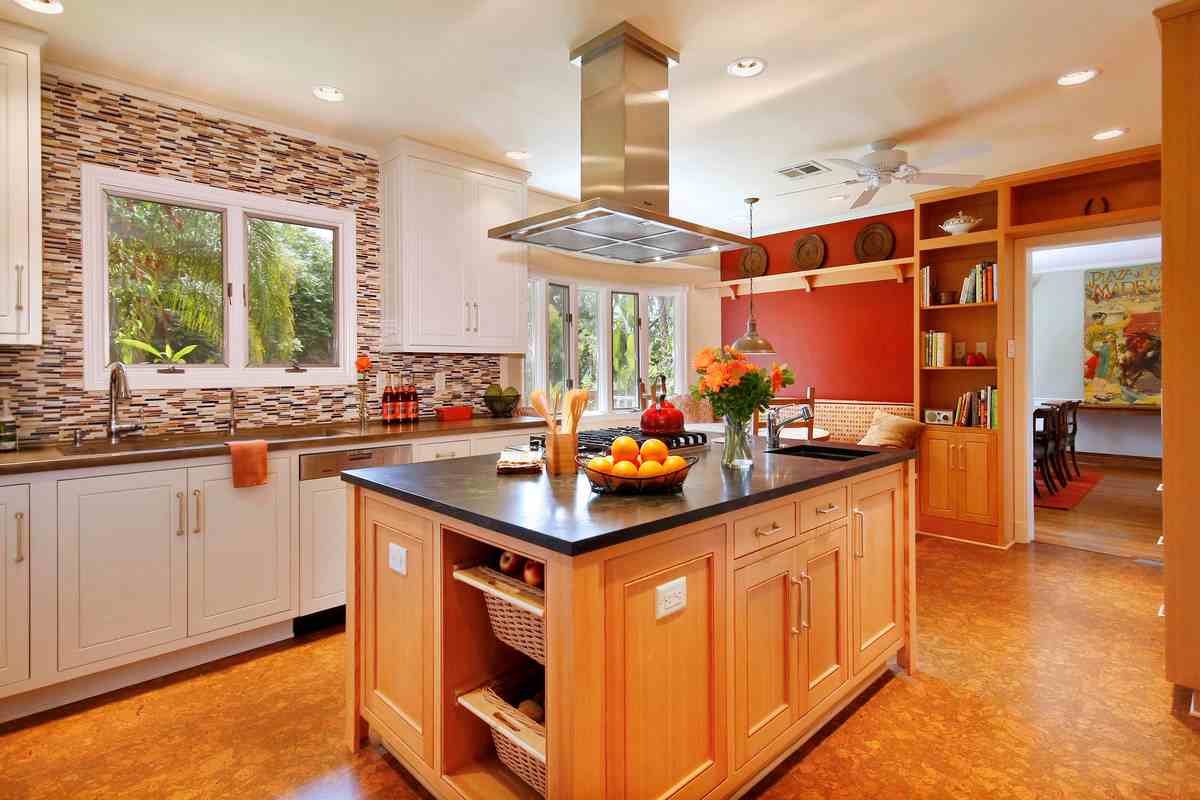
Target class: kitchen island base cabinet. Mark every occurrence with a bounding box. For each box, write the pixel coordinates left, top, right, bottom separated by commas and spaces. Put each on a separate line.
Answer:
346, 460, 916, 800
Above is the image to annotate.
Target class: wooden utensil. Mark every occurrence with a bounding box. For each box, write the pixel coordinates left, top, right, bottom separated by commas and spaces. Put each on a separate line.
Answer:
530, 390, 555, 433
568, 390, 588, 434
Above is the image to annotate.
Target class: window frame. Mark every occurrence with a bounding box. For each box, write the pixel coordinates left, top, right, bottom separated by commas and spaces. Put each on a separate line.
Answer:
524, 272, 687, 416
82, 164, 357, 391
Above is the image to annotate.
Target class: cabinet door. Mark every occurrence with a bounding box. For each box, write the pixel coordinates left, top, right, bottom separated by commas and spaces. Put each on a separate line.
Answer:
186, 458, 291, 636
919, 430, 956, 520
604, 526, 727, 800
58, 471, 189, 669
849, 471, 904, 675
469, 173, 527, 351
411, 439, 471, 463
299, 476, 347, 616
361, 495, 434, 766
0, 485, 29, 687
733, 547, 798, 768
403, 156, 471, 348
0, 47, 29, 337
798, 523, 849, 714
956, 434, 998, 525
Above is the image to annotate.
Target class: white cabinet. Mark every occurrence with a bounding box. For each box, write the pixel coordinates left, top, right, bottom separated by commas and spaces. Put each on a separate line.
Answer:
186, 460, 291, 636
0, 485, 29, 687
58, 471, 189, 669
299, 475, 347, 615
470, 432, 534, 456
58, 459, 292, 668
412, 439, 471, 463
383, 139, 528, 354
0, 24, 43, 346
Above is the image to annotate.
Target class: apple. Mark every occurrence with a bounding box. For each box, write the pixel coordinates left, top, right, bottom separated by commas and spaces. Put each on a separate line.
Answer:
523, 559, 545, 588
498, 551, 523, 576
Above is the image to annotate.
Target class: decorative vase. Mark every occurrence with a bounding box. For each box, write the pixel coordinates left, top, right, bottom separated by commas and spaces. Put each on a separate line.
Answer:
722, 415, 754, 469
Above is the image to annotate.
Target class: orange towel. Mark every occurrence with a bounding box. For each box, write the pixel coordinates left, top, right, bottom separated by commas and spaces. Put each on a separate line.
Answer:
228, 440, 269, 488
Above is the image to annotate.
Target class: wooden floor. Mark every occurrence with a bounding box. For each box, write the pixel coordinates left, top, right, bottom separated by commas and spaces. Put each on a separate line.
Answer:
2, 537, 1195, 799
1035, 462, 1163, 560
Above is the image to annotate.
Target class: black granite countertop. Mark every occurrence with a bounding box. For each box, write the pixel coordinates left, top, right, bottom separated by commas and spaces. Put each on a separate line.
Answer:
342, 441, 915, 556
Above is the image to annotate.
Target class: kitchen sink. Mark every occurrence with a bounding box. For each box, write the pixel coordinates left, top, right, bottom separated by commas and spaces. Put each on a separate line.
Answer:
765, 444, 874, 462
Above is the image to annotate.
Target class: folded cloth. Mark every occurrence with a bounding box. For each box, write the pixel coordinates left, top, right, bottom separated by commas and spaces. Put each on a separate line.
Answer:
228, 440, 269, 488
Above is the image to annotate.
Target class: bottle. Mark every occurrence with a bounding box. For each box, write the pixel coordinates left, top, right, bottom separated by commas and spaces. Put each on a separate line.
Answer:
0, 400, 15, 452
406, 374, 419, 422
381, 374, 394, 425
389, 373, 402, 424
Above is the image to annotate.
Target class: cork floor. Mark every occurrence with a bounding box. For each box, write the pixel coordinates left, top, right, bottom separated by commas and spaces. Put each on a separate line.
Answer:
1, 537, 1195, 799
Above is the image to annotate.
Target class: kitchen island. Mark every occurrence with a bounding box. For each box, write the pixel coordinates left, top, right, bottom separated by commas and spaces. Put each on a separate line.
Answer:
342, 441, 917, 800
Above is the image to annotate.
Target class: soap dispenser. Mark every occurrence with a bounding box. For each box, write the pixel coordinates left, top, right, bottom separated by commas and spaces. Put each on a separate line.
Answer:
0, 399, 16, 452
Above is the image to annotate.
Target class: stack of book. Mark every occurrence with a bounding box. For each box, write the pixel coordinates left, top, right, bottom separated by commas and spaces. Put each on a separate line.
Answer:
922, 331, 951, 367
958, 261, 998, 304
954, 386, 999, 429
920, 265, 934, 307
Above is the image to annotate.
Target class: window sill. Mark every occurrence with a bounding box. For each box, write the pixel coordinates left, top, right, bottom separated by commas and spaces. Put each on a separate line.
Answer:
84, 364, 358, 393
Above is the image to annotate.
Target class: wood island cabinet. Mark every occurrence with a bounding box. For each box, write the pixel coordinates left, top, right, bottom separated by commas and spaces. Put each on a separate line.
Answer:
347, 461, 916, 800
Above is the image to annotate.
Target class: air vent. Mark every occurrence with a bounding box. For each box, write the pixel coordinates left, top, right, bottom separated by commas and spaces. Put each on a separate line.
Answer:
776, 161, 831, 180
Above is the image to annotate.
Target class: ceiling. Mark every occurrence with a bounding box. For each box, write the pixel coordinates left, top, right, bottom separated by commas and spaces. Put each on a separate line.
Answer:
2, 0, 1164, 236
1033, 236, 1162, 275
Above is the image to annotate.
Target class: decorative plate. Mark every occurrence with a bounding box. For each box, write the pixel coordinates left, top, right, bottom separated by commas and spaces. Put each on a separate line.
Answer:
792, 234, 826, 269
739, 244, 769, 278
854, 222, 896, 263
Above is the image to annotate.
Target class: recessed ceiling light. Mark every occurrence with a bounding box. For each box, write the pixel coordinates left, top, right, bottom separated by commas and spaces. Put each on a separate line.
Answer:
709, 245, 720, 252
12, 0, 63, 13
505, 151, 531, 160
1092, 127, 1127, 141
726, 57, 766, 78
312, 85, 344, 103
829, 194, 849, 202
1057, 68, 1099, 87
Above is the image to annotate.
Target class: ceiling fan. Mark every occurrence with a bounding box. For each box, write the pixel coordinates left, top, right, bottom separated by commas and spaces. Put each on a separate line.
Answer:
780, 140, 989, 209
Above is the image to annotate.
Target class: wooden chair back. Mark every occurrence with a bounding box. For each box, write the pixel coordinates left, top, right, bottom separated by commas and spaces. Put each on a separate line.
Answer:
753, 386, 817, 441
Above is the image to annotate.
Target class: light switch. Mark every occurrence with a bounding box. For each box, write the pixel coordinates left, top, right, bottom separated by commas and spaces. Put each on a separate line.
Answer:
655, 576, 687, 620
388, 542, 407, 576
1007, 339, 1017, 358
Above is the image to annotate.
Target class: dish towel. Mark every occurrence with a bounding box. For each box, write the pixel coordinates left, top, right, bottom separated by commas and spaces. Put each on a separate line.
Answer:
228, 440, 269, 488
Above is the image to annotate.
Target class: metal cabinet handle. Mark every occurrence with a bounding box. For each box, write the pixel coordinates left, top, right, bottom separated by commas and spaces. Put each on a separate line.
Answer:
816, 503, 839, 514
853, 508, 866, 558
800, 572, 812, 630
465, 301, 471, 332
435, 451, 456, 459
755, 522, 784, 537
176, 491, 185, 536
473, 301, 480, 332
789, 574, 803, 635
192, 489, 202, 534
14, 264, 23, 311
13, 511, 24, 563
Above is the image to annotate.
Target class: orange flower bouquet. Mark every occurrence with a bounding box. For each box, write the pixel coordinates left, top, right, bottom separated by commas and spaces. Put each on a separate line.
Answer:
690, 346, 795, 468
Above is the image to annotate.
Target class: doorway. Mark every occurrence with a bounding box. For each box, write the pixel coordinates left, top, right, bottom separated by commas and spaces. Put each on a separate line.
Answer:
1014, 223, 1163, 560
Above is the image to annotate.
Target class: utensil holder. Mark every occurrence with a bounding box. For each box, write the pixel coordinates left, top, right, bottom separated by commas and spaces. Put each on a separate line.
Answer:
544, 433, 577, 475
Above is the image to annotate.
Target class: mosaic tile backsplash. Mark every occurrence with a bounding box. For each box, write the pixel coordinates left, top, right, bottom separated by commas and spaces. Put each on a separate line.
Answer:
0, 74, 501, 443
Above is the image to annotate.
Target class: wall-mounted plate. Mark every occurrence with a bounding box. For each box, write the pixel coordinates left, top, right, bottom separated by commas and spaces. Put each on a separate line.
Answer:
739, 244, 769, 277
792, 233, 826, 269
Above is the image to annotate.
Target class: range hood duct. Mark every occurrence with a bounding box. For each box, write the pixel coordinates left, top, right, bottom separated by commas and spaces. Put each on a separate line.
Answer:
488, 22, 752, 265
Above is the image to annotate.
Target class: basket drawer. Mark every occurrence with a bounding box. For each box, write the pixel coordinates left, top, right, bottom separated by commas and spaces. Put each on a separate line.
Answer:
458, 675, 547, 797
453, 564, 546, 665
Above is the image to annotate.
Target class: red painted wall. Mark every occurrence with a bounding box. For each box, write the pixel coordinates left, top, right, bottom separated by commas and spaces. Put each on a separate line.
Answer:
720, 210, 915, 403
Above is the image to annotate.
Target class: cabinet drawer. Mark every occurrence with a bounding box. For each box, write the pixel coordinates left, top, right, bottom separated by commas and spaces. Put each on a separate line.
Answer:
732, 502, 797, 559
800, 485, 848, 532
470, 432, 534, 456
412, 439, 471, 463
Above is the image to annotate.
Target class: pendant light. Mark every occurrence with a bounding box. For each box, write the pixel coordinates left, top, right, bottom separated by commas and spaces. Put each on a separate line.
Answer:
730, 197, 776, 355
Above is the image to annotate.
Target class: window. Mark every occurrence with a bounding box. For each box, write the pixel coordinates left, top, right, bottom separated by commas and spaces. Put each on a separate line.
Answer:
83, 165, 357, 390
522, 274, 686, 415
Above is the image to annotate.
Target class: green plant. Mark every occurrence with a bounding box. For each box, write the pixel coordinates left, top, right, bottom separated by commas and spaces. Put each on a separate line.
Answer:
116, 338, 198, 364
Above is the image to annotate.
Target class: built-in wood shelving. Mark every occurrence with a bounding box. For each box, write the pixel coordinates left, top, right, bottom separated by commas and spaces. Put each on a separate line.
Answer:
920, 365, 997, 371
917, 229, 1000, 251
1004, 205, 1161, 239
921, 302, 997, 311
703, 257, 914, 298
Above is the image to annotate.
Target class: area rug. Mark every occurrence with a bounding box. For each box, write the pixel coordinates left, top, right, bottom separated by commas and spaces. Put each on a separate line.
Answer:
1035, 472, 1104, 510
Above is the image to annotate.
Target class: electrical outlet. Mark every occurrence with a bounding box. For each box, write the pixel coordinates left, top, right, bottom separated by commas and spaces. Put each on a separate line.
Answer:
434, 371, 447, 395
1007, 339, 1017, 358
376, 372, 387, 393
388, 543, 407, 576
655, 576, 687, 620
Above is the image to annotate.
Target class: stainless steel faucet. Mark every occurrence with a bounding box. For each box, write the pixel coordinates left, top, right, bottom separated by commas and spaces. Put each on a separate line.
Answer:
105, 362, 144, 444
765, 405, 813, 450
228, 388, 238, 435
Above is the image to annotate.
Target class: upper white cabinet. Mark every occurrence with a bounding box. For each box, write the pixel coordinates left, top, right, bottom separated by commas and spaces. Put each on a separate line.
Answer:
382, 138, 528, 354
0, 23, 43, 346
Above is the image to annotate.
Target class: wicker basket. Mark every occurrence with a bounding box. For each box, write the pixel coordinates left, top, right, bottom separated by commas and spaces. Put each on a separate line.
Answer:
452, 564, 546, 665
458, 672, 547, 796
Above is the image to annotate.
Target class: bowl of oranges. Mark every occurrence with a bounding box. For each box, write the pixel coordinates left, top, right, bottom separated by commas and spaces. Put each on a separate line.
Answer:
577, 436, 698, 494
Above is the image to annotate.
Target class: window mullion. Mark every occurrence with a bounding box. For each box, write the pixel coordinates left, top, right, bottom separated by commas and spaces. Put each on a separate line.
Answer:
226, 207, 247, 378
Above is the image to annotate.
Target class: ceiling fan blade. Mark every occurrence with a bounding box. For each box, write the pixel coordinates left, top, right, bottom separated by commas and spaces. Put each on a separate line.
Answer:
850, 186, 880, 209
777, 179, 862, 198
906, 172, 984, 187
825, 157, 868, 172
914, 142, 991, 170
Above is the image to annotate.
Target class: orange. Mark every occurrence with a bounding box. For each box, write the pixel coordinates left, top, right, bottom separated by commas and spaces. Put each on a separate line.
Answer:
611, 460, 638, 480
637, 459, 664, 477
587, 455, 613, 474
639, 438, 669, 464
662, 455, 687, 474
611, 435, 640, 464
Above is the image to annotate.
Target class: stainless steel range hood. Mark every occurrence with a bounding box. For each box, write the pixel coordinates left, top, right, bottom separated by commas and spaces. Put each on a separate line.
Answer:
488, 22, 751, 264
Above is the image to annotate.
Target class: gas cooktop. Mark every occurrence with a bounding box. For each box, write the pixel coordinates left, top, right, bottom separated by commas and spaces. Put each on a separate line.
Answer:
530, 426, 708, 455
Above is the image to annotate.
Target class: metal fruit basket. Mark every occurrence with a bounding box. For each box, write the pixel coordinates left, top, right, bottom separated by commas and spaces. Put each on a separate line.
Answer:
576, 455, 699, 495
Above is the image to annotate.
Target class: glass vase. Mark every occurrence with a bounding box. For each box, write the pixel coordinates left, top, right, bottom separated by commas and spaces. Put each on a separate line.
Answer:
722, 414, 754, 469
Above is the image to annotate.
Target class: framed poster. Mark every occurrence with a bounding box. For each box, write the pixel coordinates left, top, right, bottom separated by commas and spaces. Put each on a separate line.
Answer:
1083, 263, 1162, 406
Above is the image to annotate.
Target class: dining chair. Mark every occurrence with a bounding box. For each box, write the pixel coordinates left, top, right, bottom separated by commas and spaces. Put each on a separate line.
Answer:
1052, 403, 1073, 487
1033, 407, 1060, 495
754, 386, 817, 441
1063, 400, 1082, 479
